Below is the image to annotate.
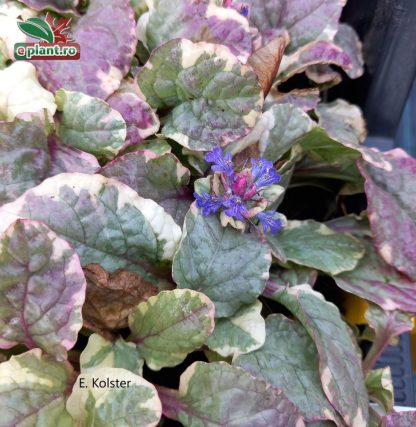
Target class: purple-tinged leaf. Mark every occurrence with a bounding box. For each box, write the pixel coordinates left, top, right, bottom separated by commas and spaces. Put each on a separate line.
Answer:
17, 0, 78, 13
265, 88, 320, 112
0, 119, 49, 206
358, 148, 416, 281
277, 41, 352, 83
334, 24, 364, 79
325, 214, 371, 236
236, 315, 343, 424
306, 64, 342, 87
34, 0, 137, 99
363, 304, 413, 375
107, 79, 160, 147
0, 349, 76, 425
47, 135, 100, 177
100, 150, 192, 225
273, 285, 369, 427
0, 219, 86, 359
157, 361, 306, 427
137, 38, 263, 151
0, 173, 182, 272
238, 0, 346, 52
334, 237, 416, 313
381, 411, 416, 427
137, 0, 253, 63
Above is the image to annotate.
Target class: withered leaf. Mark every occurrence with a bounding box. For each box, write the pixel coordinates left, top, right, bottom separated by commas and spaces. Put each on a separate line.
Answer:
82, 264, 159, 334
248, 36, 288, 96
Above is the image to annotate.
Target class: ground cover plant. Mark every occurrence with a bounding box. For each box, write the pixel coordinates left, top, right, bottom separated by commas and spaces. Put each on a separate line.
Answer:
1, 0, 416, 426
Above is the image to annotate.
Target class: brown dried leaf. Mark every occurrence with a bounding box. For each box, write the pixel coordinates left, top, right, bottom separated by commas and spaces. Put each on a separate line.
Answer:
82, 264, 158, 333
248, 36, 288, 96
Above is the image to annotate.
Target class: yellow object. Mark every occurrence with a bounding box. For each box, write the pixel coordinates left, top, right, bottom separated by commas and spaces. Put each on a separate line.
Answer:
343, 293, 369, 324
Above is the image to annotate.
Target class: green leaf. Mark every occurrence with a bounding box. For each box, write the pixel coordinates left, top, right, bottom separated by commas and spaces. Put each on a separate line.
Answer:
80, 334, 144, 376
258, 103, 316, 162
207, 300, 265, 358
17, 17, 54, 43
100, 151, 192, 225
157, 361, 305, 427
0, 219, 86, 359
0, 173, 182, 272
267, 220, 365, 275
0, 119, 49, 206
235, 314, 343, 424
67, 368, 162, 427
274, 285, 369, 427
172, 206, 272, 317
137, 38, 263, 151
0, 349, 75, 426
128, 289, 215, 370
366, 368, 394, 413
298, 127, 361, 164
56, 89, 127, 159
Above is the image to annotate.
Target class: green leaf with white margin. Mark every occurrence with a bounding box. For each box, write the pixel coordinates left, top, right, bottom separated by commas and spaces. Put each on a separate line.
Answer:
267, 220, 365, 275
0, 349, 76, 426
67, 367, 162, 427
157, 361, 306, 427
366, 367, 394, 413
81, 334, 144, 376
137, 38, 263, 151
173, 205, 272, 317
258, 103, 316, 162
207, 300, 265, 358
316, 100, 367, 146
273, 285, 369, 427
0, 173, 182, 273
0, 118, 49, 206
128, 289, 215, 370
0, 61, 56, 121
235, 314, 343, 424
55, 89, 127, 159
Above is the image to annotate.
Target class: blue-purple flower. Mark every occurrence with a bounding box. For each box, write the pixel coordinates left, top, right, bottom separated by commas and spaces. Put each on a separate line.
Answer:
194, 192, 223, 216
223, 196, 248, 221
194, 148, 285, 234
204, 147, 234, 177
256, 211, 283, 235
251, 158, 281, 189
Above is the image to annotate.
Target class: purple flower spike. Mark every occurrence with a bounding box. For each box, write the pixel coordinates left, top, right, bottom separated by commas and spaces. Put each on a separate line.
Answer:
223, 196, 248, 221
256, 211, 283, 235
251, 158, 281, 189
204, 147, 234, 177
194, 192, 223, 216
